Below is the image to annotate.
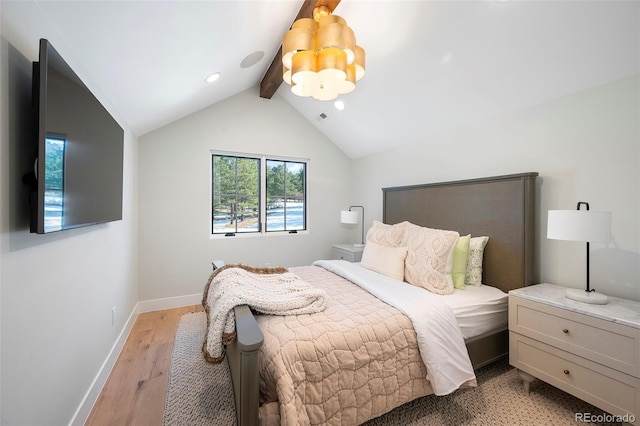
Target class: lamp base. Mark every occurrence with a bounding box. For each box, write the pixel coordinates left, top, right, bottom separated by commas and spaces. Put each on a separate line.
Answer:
565, 288, 608, 305
353, 243, 365, 248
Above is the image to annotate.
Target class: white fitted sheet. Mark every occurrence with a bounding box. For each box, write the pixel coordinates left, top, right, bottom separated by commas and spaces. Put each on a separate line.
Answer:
441, 284, 508, 339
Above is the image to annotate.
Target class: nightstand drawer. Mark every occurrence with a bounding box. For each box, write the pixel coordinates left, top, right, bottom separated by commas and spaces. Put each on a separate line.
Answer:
331, 245, 363, 262
332, 247, 357, 262
510, 296, 640, 377
511, 333, 639, 422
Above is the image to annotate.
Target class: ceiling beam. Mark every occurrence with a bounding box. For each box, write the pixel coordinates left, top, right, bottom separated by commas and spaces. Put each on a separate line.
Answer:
259, 0, 341, 99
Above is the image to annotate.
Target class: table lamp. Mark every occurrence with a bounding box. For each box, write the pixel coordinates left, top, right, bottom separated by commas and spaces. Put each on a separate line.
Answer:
547, 202, 612, 304
340, 205, 365, 247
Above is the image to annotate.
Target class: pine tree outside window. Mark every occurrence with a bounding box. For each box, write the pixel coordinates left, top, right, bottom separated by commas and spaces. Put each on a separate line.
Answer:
211, 152, 307, 236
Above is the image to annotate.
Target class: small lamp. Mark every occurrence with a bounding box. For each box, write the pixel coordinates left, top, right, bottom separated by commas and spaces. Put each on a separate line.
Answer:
547, 202, 612, 304
340, 205, 365, 247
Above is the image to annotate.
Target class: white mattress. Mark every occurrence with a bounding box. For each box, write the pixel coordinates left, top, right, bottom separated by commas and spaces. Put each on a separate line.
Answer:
441, 284, 508, 340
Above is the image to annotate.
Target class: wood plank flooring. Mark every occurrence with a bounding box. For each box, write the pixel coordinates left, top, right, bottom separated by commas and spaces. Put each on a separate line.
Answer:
86, 305, 203, 426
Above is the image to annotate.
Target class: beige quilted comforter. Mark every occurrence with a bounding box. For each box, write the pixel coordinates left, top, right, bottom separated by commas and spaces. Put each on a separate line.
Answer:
256, 265, 476, 425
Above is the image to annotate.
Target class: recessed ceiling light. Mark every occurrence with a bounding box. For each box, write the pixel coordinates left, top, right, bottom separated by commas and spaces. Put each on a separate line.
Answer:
334, 100, 345, 111
205, 72, 221, 83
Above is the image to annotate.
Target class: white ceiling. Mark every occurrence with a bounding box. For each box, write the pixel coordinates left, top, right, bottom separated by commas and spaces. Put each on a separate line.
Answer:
3, 0, 639, 159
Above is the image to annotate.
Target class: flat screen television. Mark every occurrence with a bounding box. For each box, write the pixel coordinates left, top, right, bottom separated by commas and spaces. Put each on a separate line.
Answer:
29, 38, 124, 234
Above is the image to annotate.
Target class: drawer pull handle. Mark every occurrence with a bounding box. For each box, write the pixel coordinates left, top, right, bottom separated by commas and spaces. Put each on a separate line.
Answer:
562, 328, 569, 334
563, 369, 570, 375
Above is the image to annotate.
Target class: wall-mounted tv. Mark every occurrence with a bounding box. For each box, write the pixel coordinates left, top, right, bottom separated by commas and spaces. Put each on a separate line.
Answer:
29, 38, 124, 234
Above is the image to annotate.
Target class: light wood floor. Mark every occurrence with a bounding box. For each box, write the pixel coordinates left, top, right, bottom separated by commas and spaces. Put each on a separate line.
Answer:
86, 304, 203, 426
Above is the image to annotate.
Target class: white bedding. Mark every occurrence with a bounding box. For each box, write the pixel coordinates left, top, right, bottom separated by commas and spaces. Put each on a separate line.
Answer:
313, 259, 476, 396
339, 260, 508, 340
443, 284, 508, 339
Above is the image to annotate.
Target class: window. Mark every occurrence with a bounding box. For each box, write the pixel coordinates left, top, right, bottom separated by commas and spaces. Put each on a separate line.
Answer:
211, 152, 307, 236
211, 154, 260, 234
265, 160, 306, 232
44, 136, 65, 232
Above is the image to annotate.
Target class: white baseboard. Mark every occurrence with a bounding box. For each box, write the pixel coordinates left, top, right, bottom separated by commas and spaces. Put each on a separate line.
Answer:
137, 293, 202, 313
69, 303, 139, 426
69, 293, 202, 426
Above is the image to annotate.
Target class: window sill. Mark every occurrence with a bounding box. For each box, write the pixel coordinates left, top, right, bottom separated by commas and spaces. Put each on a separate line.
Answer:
209, 230, 309, 239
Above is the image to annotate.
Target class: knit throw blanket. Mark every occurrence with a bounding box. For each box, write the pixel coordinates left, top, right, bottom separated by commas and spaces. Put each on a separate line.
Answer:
202, 264, 327, 363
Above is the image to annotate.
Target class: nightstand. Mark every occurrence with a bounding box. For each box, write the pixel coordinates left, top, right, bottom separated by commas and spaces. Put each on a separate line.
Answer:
509, 284, 640, 424
331, 244, 364, 262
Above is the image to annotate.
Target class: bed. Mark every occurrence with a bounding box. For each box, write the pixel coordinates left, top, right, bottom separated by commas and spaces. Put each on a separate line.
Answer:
206, 172, 538, 425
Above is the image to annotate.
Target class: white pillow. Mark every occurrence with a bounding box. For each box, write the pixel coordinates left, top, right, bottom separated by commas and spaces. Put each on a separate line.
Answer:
365, 220, 409, 247
360, 242, 408, 281
402, 223, 459, 295
465, 236, 489, 286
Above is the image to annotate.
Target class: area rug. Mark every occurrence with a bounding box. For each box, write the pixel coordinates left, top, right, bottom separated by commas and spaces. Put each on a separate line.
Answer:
164, 311, 618, 425
163, 312, 236, 425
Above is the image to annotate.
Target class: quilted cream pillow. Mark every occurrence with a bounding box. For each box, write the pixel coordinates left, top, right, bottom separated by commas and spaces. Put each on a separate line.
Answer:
365, 220, 408, 247
465, 236, 489, 286
402, 223, 459, 295
360, 242, 408, 281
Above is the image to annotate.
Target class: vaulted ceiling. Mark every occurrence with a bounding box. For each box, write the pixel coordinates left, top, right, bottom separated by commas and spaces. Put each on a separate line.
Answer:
3, 0, 638, 158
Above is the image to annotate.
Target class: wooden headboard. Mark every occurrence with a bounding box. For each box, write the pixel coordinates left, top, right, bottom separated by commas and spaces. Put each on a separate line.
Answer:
382, 172, 538, 293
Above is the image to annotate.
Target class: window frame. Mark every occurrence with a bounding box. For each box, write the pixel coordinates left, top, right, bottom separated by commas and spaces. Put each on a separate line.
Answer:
210, 150, 309, 238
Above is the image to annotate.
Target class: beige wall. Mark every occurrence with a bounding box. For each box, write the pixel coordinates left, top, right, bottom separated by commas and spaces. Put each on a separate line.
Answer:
352, 75, 640, 301
138, 88, 354, 300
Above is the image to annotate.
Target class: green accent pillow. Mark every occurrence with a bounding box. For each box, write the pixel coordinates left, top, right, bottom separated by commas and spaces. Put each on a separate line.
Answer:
452, 234, 471, 290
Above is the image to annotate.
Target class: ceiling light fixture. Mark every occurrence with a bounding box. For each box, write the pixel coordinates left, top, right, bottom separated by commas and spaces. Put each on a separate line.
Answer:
205, 72, 221, 83
282, 5, 365, 101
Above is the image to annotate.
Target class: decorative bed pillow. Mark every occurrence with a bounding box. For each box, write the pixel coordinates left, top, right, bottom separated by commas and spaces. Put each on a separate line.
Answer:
452, 234, 471, 290
401, 223, 459, 295
465, 236, 489, 286
360, 242, 408, 281
365, 220, 408, 247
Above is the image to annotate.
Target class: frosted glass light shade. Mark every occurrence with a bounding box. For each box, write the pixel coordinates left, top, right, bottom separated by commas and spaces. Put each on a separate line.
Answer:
547, 210, 611, 243
340, 210, 358, 224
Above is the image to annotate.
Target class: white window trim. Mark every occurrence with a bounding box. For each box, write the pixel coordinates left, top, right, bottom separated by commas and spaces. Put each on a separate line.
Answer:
209, 150, 310, 239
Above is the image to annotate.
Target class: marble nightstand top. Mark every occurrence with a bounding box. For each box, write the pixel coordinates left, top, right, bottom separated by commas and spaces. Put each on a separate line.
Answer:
510, 283, 640, 329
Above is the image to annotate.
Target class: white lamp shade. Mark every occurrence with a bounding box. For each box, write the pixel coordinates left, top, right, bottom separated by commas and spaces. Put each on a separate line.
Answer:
340, 210, 358, 224
547, 210, 611, 243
